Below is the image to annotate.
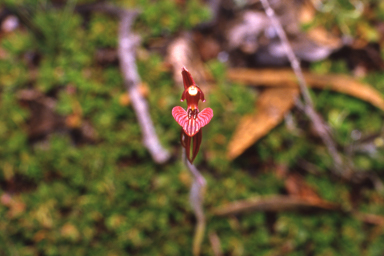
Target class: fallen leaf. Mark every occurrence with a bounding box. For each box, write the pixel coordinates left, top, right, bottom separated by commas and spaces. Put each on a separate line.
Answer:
285, 172, 325, 204
307, 27, 342, 50
227, 68, 384, 111
299, 0, 315, 24
274, 164, 324, 204
227, 87, 299, 160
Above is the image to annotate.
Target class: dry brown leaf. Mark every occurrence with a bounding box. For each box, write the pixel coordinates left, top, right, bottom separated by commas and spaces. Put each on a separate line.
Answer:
275, 165, 331, 205
285, 173, 325, 204
212, 195, 337, 216
227, 68, 384, 111
299, 2, 341, 49
227, 87, 299, 160
299, 0, 315, 24
307, 27, 342, 50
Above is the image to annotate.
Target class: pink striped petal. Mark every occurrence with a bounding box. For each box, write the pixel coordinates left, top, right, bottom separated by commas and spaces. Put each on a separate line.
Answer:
172, 106, 188, 127
196, 108, 213, 128
172, 107, 213, 137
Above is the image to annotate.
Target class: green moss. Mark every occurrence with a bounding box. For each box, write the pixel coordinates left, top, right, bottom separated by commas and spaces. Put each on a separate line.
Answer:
1, 0, 384, 255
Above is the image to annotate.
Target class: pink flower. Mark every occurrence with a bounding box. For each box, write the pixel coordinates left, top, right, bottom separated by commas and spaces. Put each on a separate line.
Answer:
172, 67, 213, 163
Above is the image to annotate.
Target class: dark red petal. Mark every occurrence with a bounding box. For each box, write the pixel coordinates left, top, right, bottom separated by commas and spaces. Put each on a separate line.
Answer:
191, 130, 202, 163
180, 130, 192, 162
181, 89, 187, 102
196, 108, 213, 128
198, 88, 205, 102
180, 129, 186, 148
182, 67, 195, 89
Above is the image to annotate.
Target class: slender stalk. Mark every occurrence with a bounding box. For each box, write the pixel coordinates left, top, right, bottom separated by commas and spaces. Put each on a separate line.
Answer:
182, 147, 206, 256
117, 9, 170, 164
260, 0, 348, 176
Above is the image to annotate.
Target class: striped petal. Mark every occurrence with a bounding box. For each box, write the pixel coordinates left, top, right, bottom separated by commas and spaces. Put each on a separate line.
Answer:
172, 106, 189, 128
172, 107, 213, 137
196, 108, 213, 129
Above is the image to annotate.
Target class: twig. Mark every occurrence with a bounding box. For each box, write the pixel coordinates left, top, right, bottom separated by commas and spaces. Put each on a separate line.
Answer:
182, 148, 206, 256
212, 195, 338, 216
209, 232, 223, 256
212, 195, 384, 227
117, 9, 170, 164
260, 0, 348, 177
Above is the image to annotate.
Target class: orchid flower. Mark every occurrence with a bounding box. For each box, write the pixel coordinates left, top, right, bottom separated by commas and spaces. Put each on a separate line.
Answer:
172, 67, 213, 163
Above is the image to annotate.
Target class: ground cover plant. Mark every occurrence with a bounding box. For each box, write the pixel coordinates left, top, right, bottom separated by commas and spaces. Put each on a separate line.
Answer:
1, 0, 384, 255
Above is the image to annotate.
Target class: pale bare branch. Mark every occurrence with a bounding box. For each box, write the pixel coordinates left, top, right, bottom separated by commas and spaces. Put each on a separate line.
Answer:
260, 0, 349, 177
183, 148, 206, 256
117, 10, 170, 164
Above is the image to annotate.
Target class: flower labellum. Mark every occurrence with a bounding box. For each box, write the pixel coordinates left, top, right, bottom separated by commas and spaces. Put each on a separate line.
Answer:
172, 67, 213, 163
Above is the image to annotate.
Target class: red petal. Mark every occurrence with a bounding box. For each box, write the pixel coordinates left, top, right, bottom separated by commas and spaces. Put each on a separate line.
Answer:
181, 89, 187, 102
196, 108, 213, 128
172, 107, 213, 137
182, 67, 195, 89
198, 89, 205, 102
172, 106, 188, 127
191, 129, 202, 163
180, 130, 192, 162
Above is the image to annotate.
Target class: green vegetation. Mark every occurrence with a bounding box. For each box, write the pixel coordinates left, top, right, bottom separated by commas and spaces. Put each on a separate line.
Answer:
0, 0, 384, 255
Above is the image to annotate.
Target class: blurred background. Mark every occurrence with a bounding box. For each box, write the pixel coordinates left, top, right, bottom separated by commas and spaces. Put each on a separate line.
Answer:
1, 0, 384, 255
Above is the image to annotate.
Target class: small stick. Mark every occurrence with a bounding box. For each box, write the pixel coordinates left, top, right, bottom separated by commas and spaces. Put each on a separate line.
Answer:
260, 0, 348, 177
117, 10, 170, 164
209, 232, 223, 256
183, 148, 206, 256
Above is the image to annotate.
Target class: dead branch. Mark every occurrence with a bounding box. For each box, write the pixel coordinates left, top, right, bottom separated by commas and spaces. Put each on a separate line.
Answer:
117, 9, 170, 164
209, 232, 223, 256
212, 195, 384, 227
183, 148, 206, 256
212, 195, 338, 216
260, 0, 349, 177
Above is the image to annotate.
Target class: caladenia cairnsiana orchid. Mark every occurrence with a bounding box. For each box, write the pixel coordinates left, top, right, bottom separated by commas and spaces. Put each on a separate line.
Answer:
172, 67, 213, 163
